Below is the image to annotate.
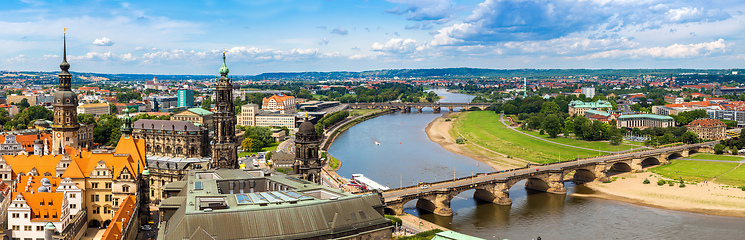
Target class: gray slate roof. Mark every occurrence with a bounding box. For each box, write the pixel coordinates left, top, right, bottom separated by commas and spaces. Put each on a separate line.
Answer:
133, 119, 201, 131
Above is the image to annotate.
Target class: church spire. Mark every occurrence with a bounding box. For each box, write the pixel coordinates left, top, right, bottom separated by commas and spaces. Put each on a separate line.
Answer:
120, 108, 133, 136
219, 51, 229, 77
59, 29, 71, 91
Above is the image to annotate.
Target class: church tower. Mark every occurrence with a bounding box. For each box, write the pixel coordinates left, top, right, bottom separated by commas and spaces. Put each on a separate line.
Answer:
210, 52, 238, 169
293, 119, 322, 184
52, 31, 80, 154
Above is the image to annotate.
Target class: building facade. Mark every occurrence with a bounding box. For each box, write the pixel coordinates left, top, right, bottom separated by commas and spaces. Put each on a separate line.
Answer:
262, 94, 296, 113
617, 114, 675, 129
210, 53, 238, 169
132, 119, 210, 158
239, 104, 297, 129
77, 103, 111, 116
687, 118, 726, 140
177, 89, 194, 108
568, 100, 613, 116
172, 108, 214, 132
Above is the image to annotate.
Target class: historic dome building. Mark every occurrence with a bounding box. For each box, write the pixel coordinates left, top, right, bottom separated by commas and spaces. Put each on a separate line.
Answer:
293, 119, 322, 183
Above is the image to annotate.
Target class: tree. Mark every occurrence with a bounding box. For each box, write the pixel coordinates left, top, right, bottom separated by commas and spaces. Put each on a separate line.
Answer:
77, 114, 96, 125
540, 101, 559, 114
732, 146, 739, 155
681, 131, 699, 144
93, 114, 122, 146
542, 114, 562, 138
714, 143, 726, 154
241, 137, 261, 152
17, 98, 30, 110
563, 117, 574, 135
573, 115, 588, 138
201, 98, 212, 111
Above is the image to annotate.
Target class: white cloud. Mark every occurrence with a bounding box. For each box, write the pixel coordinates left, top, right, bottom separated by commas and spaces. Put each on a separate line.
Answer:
385, 0, 455, 23
579, 39, 727, 59
331, 27, 348, 35
134, 46, 145, 51
93, 37, 114, 46
319, 38, 329, 45
372, 38, 428, 53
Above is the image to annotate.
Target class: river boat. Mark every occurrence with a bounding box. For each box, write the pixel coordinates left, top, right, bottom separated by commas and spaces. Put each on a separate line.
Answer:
349, 174, 389, 191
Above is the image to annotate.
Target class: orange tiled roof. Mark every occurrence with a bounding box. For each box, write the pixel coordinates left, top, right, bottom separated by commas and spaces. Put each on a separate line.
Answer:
17, 176, 61, 193
262, 94, 295, 103
0, 133, 52, 153
62, 136, 145, 180
2, 155, 63, 177
101, 195, 137, 240
687, 118, 725, 128
13, 191, 65, 222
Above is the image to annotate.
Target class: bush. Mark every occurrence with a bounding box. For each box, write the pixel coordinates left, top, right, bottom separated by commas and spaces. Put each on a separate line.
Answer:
643, 178, 650, 184
741, 186, 745, 191
455, 137, 465, 144
445, 118, 452, 122
679, 183, 686, 188
539, 129, 545, 135
668, 181, 674, 186
384, 215, 402, 225
657, 179, 666, 186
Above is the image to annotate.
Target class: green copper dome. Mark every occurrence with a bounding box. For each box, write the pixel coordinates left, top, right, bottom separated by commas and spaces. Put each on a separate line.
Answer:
219, 51, 229, 76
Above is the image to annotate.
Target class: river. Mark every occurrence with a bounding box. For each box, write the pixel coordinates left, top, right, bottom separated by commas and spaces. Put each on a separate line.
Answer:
327, 88, 745, 239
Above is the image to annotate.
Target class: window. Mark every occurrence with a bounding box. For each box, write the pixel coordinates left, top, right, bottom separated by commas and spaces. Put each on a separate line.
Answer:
92, 206, 100, 214
24, 213, 28, 218
104, 206, 111, 214
105, 182, 111, 189
36, 226, 44, 231
69, 193, 76, 198
91, 182, 99, 188
122, 185, 130, 192
12, 225, 19, 231
70, 204, 76, 209
91, 194, 99, 202
24, 226, 32, 231
105, 195, 111, 202
11, 213, 19, 218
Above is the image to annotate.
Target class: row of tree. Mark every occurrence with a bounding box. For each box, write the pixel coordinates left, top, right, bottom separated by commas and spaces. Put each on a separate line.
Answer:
314, 110, 350, 135
238, 126, 274, 152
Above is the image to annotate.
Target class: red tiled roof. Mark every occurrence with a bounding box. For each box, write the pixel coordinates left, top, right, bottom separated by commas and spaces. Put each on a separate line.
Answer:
687, 118, 725, 128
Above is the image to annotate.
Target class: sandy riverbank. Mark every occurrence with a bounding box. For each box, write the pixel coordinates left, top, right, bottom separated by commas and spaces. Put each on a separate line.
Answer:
574, 172, 745, 218
424, 113, 528, 170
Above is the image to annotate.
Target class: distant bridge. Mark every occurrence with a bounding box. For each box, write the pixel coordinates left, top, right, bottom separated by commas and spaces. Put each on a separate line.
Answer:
348, 102, 491, 113
381, 141, 716, 216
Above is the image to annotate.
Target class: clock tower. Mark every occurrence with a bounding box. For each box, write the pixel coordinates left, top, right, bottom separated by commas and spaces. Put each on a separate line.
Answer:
52, 32, 80, 154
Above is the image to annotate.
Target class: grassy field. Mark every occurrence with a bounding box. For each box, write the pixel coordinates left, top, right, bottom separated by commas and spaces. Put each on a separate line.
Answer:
350, 109, 382, 116
688, 153, 745, 161
454, 111, 605, 163
716, 164, 745, 186
649, 160, 740, 184
238, 142, 280, 157
518, 129, 638, 152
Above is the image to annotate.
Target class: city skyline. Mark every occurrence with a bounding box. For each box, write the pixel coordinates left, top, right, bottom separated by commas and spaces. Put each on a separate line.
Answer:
2, 0, 744, 75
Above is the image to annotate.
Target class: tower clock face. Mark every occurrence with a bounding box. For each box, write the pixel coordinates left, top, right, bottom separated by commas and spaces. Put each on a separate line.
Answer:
56, 133, 62, 138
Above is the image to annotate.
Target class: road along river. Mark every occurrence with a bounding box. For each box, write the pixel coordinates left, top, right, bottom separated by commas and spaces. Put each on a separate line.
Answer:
327, 89, 745, 239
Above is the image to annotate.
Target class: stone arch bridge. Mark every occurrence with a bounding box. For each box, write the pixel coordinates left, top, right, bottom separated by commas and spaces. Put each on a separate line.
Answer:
348, 102, 491, 113
381, 142, 716, 216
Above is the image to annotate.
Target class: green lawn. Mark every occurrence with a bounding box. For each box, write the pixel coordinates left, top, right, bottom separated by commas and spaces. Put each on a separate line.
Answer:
518, 129, 637, 152
649, 160, 739, 183
716, 165, 745, 186
454, 111, 605, 163
688, 153, 745, 161
350, 109, 381, 116
238, 142, 280, 157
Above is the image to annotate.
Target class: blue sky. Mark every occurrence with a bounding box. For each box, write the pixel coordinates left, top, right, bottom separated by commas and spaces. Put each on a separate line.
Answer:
2, 0, 744, 75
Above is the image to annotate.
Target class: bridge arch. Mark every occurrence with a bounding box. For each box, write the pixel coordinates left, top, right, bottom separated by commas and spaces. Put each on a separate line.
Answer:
383, 207, 397, 216
525, 177, 551, 192
608, 162, 632, 173
567, 169, 596, 183
414, 198, 438, 214
667, 152, 683, 160
689, 149, 699, 155
641, 157, 660, 167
